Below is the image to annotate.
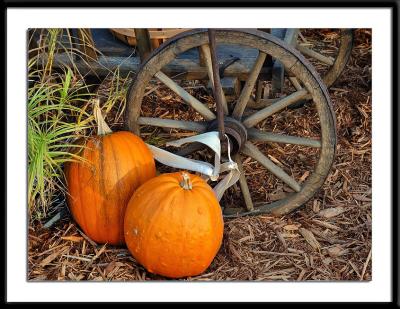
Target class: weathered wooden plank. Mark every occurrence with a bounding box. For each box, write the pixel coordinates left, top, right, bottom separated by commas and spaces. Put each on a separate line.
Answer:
39, 53, 272, 80
270, 29, 298, 95
110, 28, 190, 40
270, 28, 287, 95
207, 76, 241, 96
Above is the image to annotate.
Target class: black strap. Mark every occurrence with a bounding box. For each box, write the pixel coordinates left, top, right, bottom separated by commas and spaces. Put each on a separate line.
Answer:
219, 57, 240, 78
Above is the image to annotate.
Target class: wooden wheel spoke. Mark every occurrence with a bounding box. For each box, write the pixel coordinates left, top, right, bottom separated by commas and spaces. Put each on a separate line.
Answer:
283, 28, 299, 46
234, 154, 254, 211
155, 71, 216, 121
288, 77, 303, 91
296, 45, 335, 66
232, 51, 267, 119
243, 88, 308, 128
175, 142, 204, 156
138, 117, 207, 132
200, 44, 228, 115
248, 128, 321, 148
298, 30, 308, 44
241, 141, 301, 192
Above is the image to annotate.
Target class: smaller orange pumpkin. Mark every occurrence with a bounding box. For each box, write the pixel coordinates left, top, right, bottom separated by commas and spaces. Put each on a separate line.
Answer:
124, 171, 224, 278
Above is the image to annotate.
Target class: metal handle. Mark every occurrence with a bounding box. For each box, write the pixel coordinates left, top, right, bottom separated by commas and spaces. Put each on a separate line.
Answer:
207, 29, 225, 140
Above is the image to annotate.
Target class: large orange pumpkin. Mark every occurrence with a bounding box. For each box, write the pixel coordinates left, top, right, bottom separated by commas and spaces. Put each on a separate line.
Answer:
124, 171, 224, 278
65, 101, 156, 245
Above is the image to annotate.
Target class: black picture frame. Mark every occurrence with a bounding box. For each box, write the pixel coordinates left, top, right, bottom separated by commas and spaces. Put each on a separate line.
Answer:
3, 0, 398, 305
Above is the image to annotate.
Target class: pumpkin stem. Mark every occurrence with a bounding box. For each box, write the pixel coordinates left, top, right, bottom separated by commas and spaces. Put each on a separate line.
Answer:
180, 172, 193, 190
93, 98, 112, 135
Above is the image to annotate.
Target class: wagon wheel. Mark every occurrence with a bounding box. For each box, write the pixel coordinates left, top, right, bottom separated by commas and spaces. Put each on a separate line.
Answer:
126, 29, 336, 217
298, 28, 353, 88
249, 28, 354, 109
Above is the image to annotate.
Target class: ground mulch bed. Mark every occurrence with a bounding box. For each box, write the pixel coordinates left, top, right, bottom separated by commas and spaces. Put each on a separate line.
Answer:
28, 29, 371, 281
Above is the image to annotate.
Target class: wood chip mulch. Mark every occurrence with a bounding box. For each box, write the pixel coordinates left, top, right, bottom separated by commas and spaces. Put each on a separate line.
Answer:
28, 29, 371, 281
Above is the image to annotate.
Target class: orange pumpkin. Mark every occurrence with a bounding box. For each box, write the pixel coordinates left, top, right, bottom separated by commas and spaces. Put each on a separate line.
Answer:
65, 100, 156, 245
124, 171, 224, 278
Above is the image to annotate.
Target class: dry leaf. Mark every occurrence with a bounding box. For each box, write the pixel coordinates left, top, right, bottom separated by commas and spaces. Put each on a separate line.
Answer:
299, 228, 320, 251
313, 200, 320, 213
93, 244, 107, 261
105, 262, 124, 278
238, 235, 253, 243
269, 191, 286, 201
160, 95, 173, 101
283, 224, 299, 231
39, 246, 69, 267
104, 261, 117, 276
323, 257, 333, 265
312, 219, 342, 231
297, 269, 307, 281
327, 245, 348, 258
58, 261, 67, 280
343, 179, 348, 193
287, 248, 305, 254
68, 272, 84, 281
299, 171, 310, 183
229, 244, 242, 261
61, 236, 83, 242
353, 194, 372, 202
318, 206, 346, 218
268, 155, 283, 166
281, 232, 300, 238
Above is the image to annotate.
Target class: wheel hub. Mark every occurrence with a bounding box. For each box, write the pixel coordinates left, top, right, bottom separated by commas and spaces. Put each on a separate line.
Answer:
207, 117, 248, 155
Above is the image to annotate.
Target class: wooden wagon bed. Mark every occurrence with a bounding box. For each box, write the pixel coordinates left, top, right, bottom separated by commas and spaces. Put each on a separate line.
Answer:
35, 28, 265, 82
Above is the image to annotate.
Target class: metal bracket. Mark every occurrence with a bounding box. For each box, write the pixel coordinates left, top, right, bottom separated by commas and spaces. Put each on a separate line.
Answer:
219, 57, 240, 78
